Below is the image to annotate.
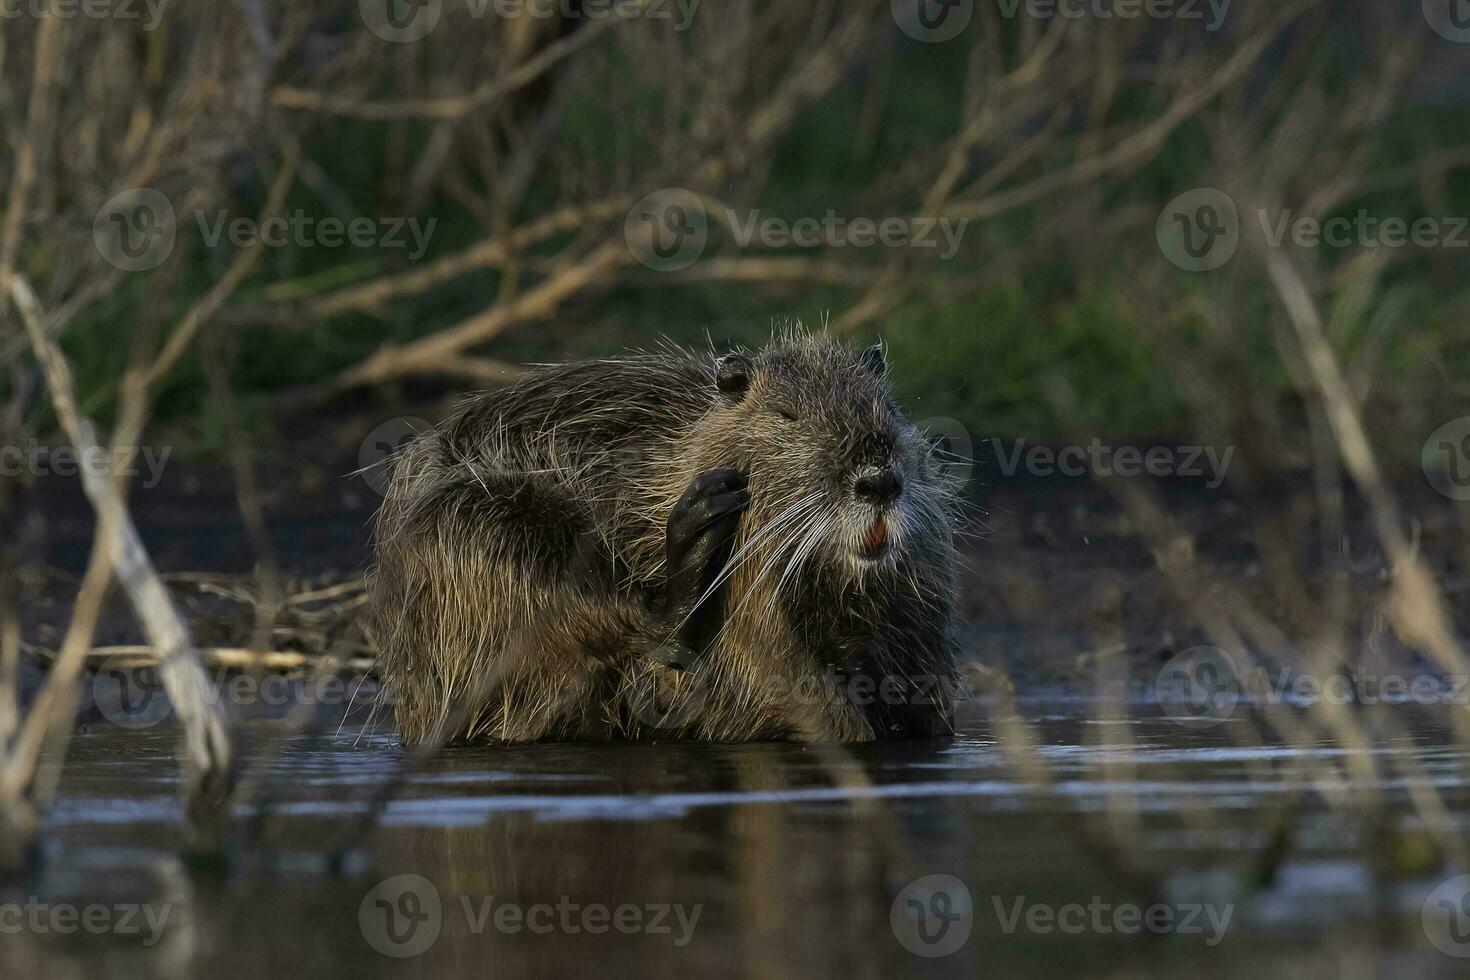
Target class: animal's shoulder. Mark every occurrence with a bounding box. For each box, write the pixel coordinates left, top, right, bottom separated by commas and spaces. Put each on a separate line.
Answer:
444, 353, 713, 457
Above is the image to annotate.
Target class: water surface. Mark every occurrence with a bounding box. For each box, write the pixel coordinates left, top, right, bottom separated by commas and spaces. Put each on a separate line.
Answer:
7, 697, 1470, 978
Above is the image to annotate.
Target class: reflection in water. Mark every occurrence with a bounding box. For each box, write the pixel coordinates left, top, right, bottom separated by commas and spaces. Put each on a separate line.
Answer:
5, 701, 1470, 978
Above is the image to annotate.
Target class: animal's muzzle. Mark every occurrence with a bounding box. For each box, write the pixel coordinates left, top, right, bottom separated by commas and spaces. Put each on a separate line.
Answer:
853, 466, 902, 506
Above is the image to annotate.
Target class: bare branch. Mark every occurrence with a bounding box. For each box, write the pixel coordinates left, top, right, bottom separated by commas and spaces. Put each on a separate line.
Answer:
10, 275, 235, 846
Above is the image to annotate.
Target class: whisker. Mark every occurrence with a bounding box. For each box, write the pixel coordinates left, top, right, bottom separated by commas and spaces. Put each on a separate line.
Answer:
662, 492, 823, 642
701, 504, 830, 658
765, 507, 836, 621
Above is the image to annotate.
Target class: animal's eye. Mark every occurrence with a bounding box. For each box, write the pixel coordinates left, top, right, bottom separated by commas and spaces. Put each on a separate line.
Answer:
775, 408, 799, 422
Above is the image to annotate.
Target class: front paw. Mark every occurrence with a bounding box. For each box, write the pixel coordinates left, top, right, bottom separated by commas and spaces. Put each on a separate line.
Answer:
659, 468, 749, 665
666, 468, 749, 577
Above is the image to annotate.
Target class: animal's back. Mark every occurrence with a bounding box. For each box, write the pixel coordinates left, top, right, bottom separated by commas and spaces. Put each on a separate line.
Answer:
370, 351, 719, 742
370, 336, 960, 745
443, 353, 714, 492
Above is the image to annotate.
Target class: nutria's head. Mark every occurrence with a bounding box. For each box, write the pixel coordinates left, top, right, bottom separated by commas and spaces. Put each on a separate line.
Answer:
696, 335, 956, 589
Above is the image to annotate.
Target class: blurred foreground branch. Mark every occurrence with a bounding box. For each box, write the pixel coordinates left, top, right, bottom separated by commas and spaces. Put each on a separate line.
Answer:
4, 276, 234, 859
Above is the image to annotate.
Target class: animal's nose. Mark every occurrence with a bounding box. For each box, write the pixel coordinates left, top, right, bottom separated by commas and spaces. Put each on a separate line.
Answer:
854, 466, 902, 505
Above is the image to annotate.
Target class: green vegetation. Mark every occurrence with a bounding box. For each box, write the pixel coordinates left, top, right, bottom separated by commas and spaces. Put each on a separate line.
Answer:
22, 9, 1469, 467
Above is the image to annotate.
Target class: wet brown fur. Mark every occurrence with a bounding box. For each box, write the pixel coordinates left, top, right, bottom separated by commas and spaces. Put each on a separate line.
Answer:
370, 332, 961, 744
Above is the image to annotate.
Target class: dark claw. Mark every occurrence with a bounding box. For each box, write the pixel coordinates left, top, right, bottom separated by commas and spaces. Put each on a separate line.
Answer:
653, 642, 696, 671
667, 471, 748, 551
701, 489, 751, 523
657, 468, 750, 670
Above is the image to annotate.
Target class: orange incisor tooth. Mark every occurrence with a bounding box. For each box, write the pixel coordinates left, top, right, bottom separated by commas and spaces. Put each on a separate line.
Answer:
863, 516, 888, 552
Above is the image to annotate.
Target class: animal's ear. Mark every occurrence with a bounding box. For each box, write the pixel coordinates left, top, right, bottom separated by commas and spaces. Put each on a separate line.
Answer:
859, 339, 887, 377
715, 353, 753, 403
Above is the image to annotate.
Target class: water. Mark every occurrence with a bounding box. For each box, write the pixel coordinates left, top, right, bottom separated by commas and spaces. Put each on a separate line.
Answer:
7, 697, 1470, 978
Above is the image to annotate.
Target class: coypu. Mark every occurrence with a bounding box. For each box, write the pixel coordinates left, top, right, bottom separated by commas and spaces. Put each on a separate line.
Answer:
370, 332, 962, 744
